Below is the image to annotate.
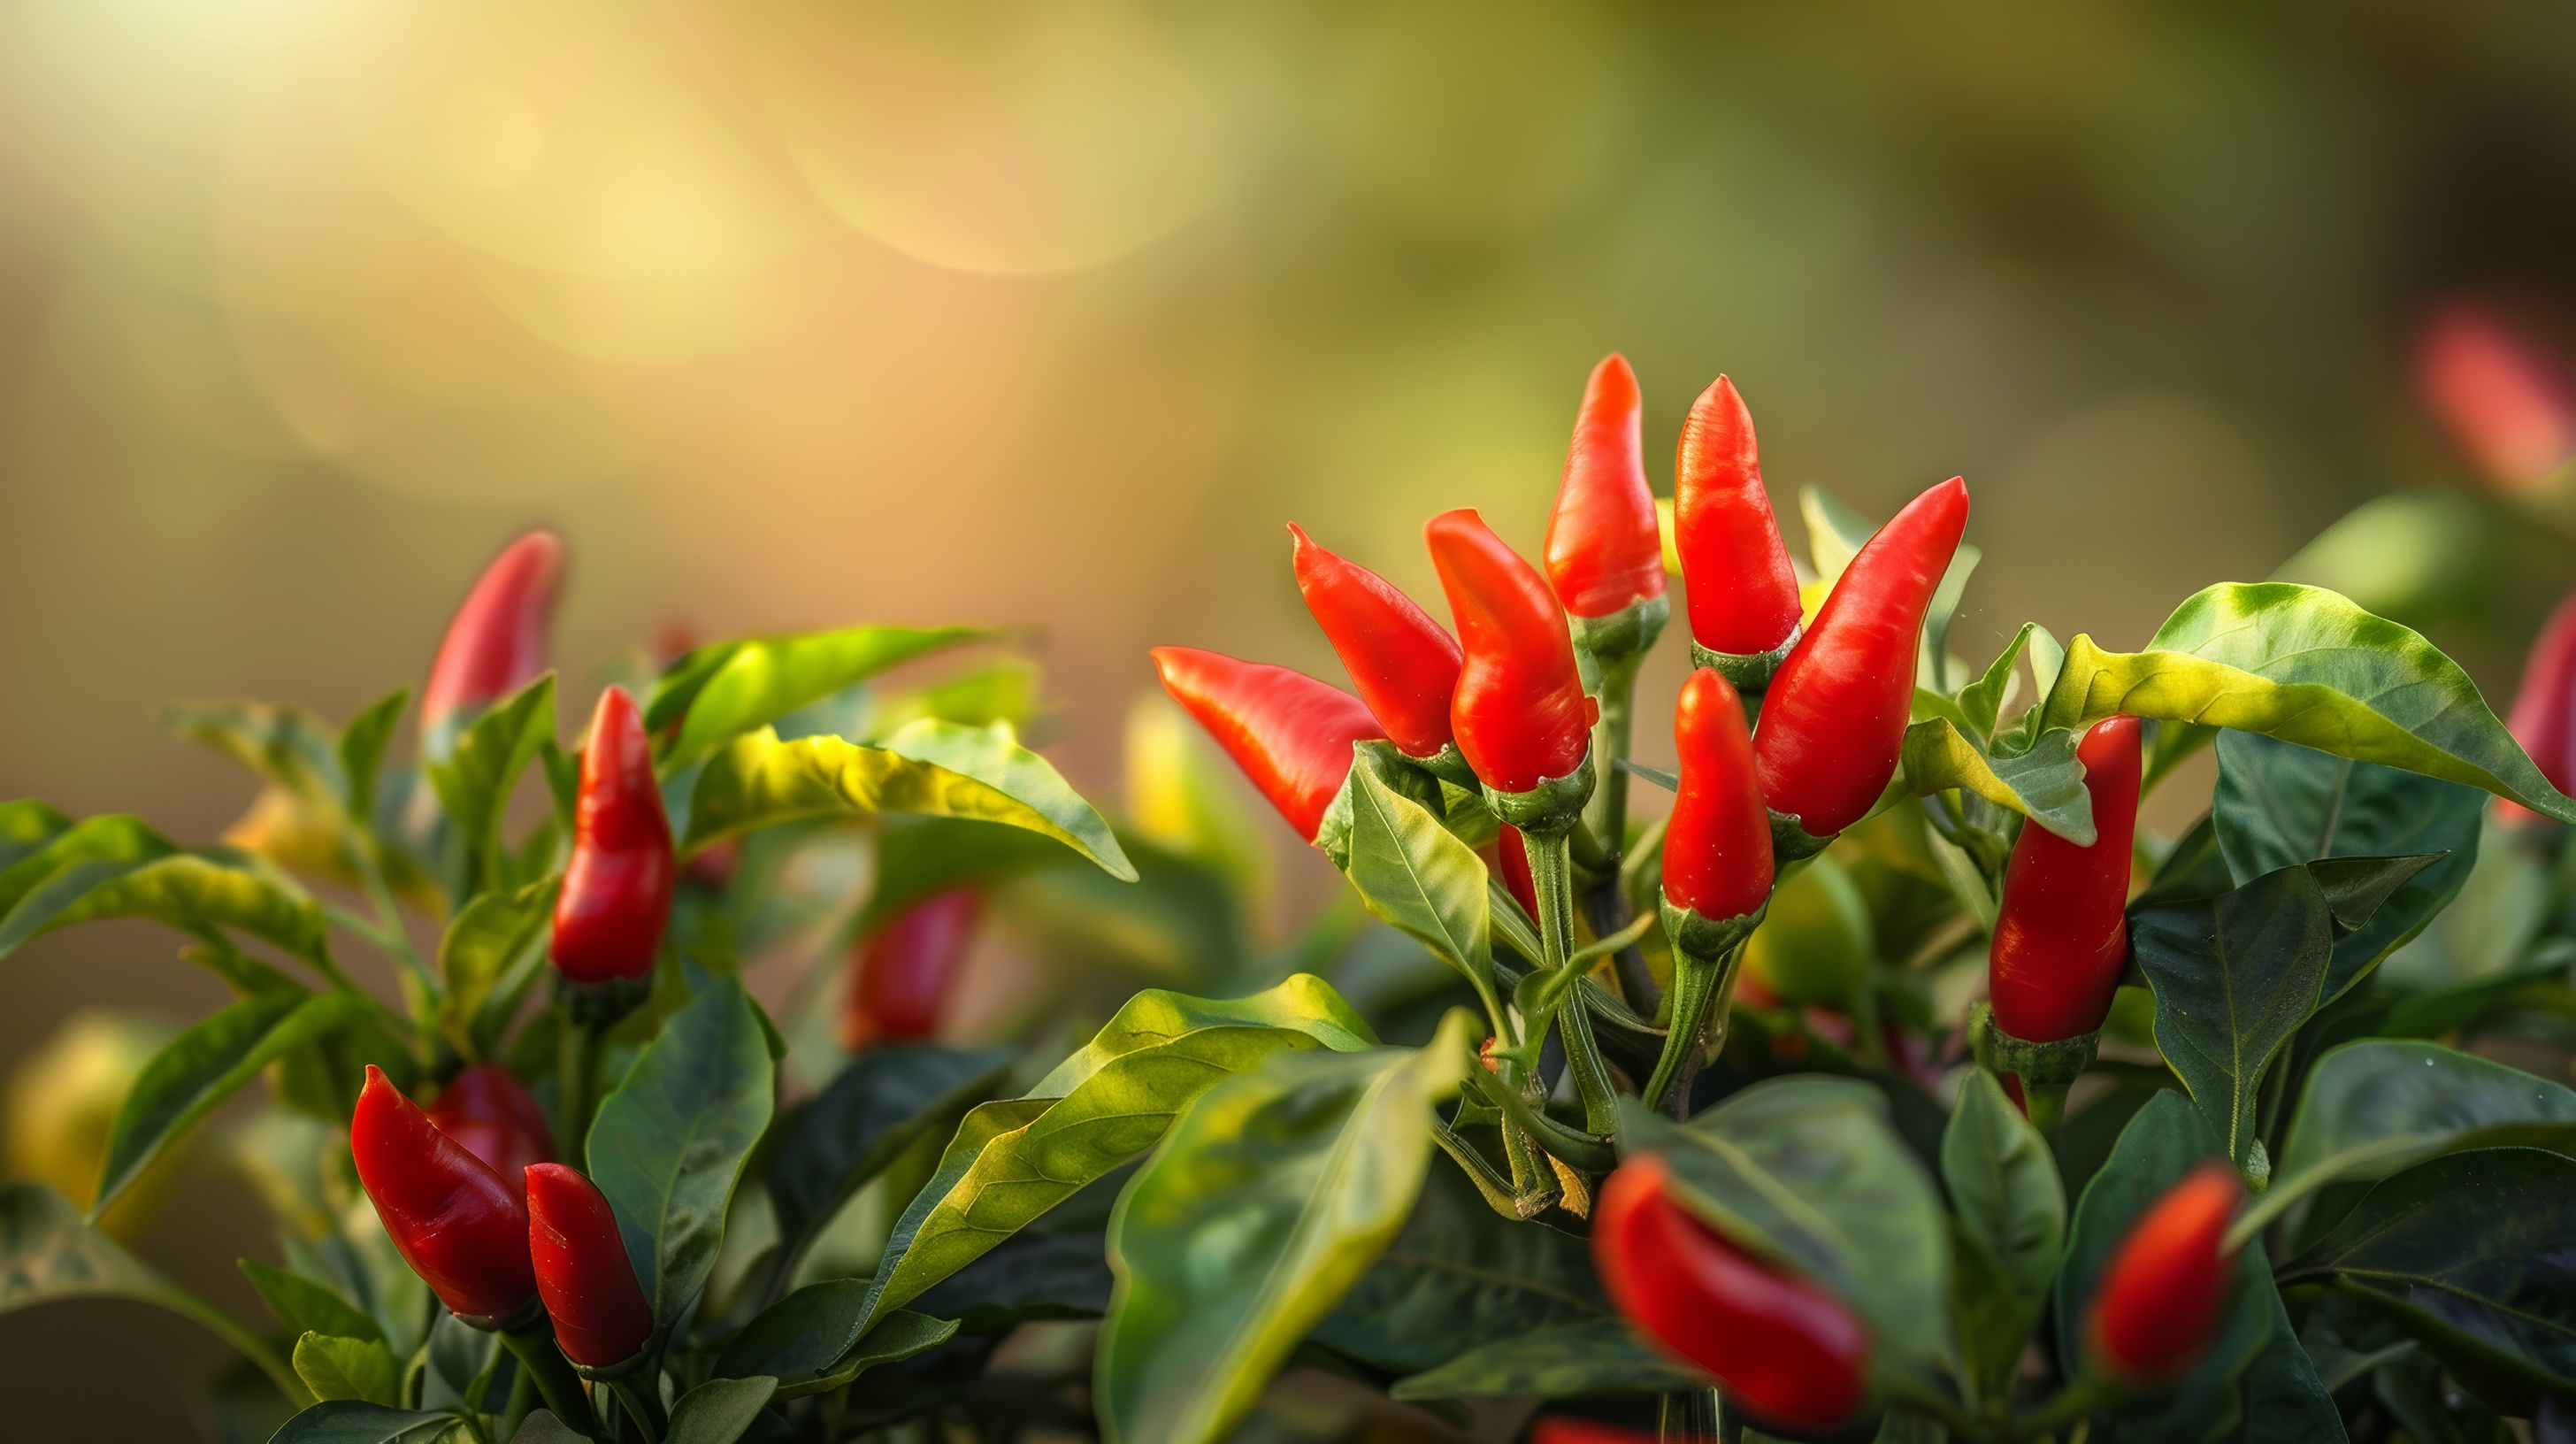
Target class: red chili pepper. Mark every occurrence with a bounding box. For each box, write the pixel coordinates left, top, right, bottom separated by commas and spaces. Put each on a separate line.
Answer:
1288, 524, 1462, 760
1593, 1154, 1868, 1430
2503, 589, 2576, 818
1988, 717, 2143, 1043
1529, 1419, 1655, 1444
1752, 477, 1970, 841
550, 686, 675, 986
1493, 825, 1540, 923
1423, 510, 1598, 795
1674, 377, 1803, 662
426, 1063, 554, 1205
2086, 1158, 2244, 1382
1545, 354, 1668, 622
839, 887, 980, 1051
422, 532, 564, 747
524, 1162, 655, 1368
1664, 669, 1773, 922
1153, 646, 1385, 842
350, 1064, 535, 1321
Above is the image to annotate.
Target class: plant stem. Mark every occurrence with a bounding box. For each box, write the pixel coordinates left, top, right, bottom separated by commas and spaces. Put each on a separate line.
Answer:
2023, 1080, 2069, 1142
499, 1322, 597, 1440
1658, 1387, 1723, 1441
1525, 826, 1622, 1136
498, 1366, 538, 1444
607, 1378, 666, 1443
1583, 650, 1645, 869
559, 1009, 598, 1170
1643, 943, 1743, 1116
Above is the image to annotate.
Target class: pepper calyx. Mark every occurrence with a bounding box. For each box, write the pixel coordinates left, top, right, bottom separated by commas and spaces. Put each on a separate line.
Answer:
1570, 595, 1671, 670
1482, 750, 1598, 836
1690, 624, 1801, 695
1766, 806, 1836, 864
1971, 1002, 2101, 1087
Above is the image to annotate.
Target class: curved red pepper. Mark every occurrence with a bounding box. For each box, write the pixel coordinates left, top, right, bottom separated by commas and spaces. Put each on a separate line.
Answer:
1988, 717, 2143, 1043
1423, 510, 1598, 794
1152, 646, 1384, 842
550, 686, 675, 986
839, 887, 980, 1051
1664, 669, 1774, 921
1493, 826, 1540, 923
2087, 1158, 2243, 1382
1594, 1154, 1869, 1430
350, 1064, 535, 1320
1753, 477, 1970, 838
525, 1162, 655, 1368
1288, 524, 1463, 759
422, 532, 564, 747
426, 1063, 554, 1205
1545, 354, 1668, 620
2504, 588, 2576, 813
1529, 1420, 1655, 1444
1674, 377, 1802, 659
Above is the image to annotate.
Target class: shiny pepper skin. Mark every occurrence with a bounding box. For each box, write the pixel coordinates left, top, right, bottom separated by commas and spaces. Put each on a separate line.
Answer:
1545, 354, 1668, 620
1594, 1154, 1869, 1430
1674, 377, 1803, 658
2088, 1159, 2245, 1381
350, 1065, 535, 1320
1153, 646, 1385, 842
1989, 717, 2143, 1042
426, 1063, 554, 1205
422, 531, 564, 749
550, 686, 676, 986
1663, 668, 1773, 921
525, 1163, 655, 1368
1288, 523, 1463, 759
2505, 588, 2576, 808
1753, 477, 1970, 837
839, 887, 980, 1051
1423, 509, 1598, 793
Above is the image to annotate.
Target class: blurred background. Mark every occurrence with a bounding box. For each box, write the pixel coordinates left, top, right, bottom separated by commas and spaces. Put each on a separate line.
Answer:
11, 0, 2576, 1433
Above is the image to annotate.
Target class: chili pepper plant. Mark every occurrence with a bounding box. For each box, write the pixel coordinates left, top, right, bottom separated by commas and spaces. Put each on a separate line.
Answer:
4, 357, 2574, 1444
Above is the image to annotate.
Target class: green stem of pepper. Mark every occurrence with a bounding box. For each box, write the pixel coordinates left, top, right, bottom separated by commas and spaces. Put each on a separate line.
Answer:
558, 1009, 598, 1168
1642, 942, 1743, 1118
499, 1320, 598, 1439
1522, 826, 1622, 1137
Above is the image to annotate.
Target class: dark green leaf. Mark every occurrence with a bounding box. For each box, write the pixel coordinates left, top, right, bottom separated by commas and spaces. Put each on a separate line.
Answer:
763, 1044, 1014, 1282
94, 991, 372, 1217
588, 979, 776, 1328
2222, 1282, 2348, 1443
714, 1288, 956, 1399
424, 674, 556, 892
242, 1259, 383, 1344
510, 1413, 582, 1443
2136, 814, 2234, 909
1623, 1077, 1951, 1375
651, 625, 985, 766
435, 878, 557, 1058
2039, 583, 2576, 823
856, 974, 1375, 1333
2277, 1040, 2576, 1186
1901, 719, 2093, 843
2213, 732, 2483, 1003
684, 722, 1134, 880
1339, 759, 1506, 1028
1096, 1013, 1468, 1444
665, 1374, 779, 1444
264, 1402, 462, 1443
1388, 1317, 1705, 1399
1942, 1069, 2064, 1401
417, 1312, 502, 1413
908, 1228, 1113, 1334
2281, 1148, 2576, 1405
295, 1331, 402, 1405
2054, 1093, 2278, 1442
1312, 1148, 1609, 1375
339, 688, 410, 826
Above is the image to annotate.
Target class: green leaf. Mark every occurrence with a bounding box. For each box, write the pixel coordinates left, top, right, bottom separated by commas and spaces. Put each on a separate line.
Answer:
265, 1402, 464, 1443
94, 991, 372, 1218
0, 800, 72, 871
993, 833, 1245, 991
1338, 758, 1506, 1030
1801, 484, 1877, 587
434, 878, 557, 1057
510, 1412, 583, 1443
855, 975, 1376, 1333
1920, 542, 1982, 689
1942, 1069, 2065, 1402
338, 688, 410, 826
855, 817, 1085, 937
1622, 1077, 1951, 1378
2054, 1093, 2278, 1442
2039, 583, 2576, 823
1959, 622, 2044, 741
665, 1375, 779, 1444
0, 815, 330, 967
763, 1044, 1014, 1283
2213, 731, 2484, 1004
165, 699, 345, 804
2134, 857, 2437, 1176
242, 1259, 383, 1344
712, 1287, 957, 1399
424, 673, 556, 891
684, 721, 1134, 880
1311, 1148, 1610, 1375
2277, 1040, 2576, 1187
295, 1331, 402, 1406
1095, 1011, 1469, 1444
2135, 812, 2234, 908
1388, 1317, 1706, 1399
1900, 719, 2094, 843
2282, 1148, 2576, 1407
649, 625, 985, 764
587, 979, 776, 1328
417, 1311, 501, 1413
